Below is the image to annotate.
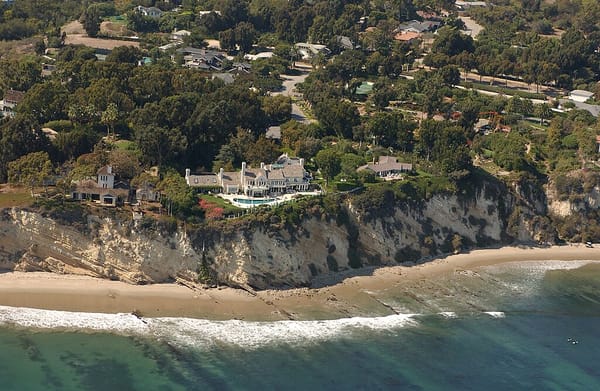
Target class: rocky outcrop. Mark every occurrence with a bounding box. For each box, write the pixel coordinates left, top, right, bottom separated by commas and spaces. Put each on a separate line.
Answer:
547, 185, 600, 217
0, 179, 552, 290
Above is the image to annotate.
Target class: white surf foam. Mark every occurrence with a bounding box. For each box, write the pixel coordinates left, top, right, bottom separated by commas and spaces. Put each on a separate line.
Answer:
0, 305, 418, 348
147, 314, 418, 349
484, 311, 505, 318
482, 260, 600, 274
0, 305, 149, 333
438, 312, 457, 318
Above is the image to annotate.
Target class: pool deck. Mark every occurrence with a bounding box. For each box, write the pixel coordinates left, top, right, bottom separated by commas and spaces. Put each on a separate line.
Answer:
218, 191, 321, 209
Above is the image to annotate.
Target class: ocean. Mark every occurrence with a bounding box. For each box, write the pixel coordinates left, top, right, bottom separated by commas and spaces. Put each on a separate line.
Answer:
1, 260, 600, 391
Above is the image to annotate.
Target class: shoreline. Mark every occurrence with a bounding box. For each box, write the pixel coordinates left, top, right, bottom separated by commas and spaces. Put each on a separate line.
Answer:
1, 244, 599, 321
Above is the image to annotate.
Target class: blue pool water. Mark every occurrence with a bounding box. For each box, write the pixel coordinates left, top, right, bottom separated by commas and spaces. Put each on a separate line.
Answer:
233, 198, 276, 205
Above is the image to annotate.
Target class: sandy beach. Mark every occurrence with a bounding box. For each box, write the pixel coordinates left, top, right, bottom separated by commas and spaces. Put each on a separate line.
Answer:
1, 245, 599, 320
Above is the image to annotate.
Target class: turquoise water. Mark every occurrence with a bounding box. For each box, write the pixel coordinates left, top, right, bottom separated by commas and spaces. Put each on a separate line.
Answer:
1, 261, 600, 390
233, 198, 275, 205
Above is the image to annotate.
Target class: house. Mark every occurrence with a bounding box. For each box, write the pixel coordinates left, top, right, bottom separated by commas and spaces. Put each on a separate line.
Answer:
396, 20, 441, 34
71, 165, 129, 206
394, 31, 422, 43
294, 43, 331, 61
185, 154, 310, 196
0, 89, 25, 118
170, 29, 191, 42
559, 98, 600, 117
231, 62, 252, 74
135, 6, 163, 18
159, 42, 181, 51
475, 118, 492, 134
244, 51, 274, 61
568, 89, 594, 103
266, 126, 281, 141
455, 1, 488, 10
176, 47, 226, 70
357, 156, 413, 179
335, 35, 355, 50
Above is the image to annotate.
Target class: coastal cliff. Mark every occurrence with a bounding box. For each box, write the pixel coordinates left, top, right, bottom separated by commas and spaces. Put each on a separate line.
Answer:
0, 176, 569, 290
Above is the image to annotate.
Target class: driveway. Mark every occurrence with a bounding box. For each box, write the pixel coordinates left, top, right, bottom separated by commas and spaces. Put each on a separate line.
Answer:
275, 71, 315, 124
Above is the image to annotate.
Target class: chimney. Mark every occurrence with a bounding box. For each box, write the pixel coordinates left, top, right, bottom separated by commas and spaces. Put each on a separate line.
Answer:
218, 167, 224, 184
185, 168, 190, 178
299, 158, 304, 166
107, 166, 112, 174
241, 162, 247, 183
260, 162, 265, 169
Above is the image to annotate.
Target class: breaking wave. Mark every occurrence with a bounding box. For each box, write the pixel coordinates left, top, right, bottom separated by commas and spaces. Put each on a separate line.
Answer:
0, 305, 419, 348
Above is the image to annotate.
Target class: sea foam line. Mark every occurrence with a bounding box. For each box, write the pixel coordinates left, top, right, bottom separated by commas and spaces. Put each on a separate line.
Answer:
149, 314, 418, 348
482, 260, 600, 273
0, 305, 149, 333
484, 311, 506, 318
0, 305, 418, 348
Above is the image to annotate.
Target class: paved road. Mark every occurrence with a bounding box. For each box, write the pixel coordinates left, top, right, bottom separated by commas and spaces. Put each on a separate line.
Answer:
275, 70, 315, 124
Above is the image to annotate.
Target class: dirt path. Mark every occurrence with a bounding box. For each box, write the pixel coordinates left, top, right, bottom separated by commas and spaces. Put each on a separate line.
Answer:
61, 20, 85, 35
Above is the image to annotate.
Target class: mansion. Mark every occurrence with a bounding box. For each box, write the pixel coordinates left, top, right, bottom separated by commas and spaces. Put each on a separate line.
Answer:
186, 154, 311, 197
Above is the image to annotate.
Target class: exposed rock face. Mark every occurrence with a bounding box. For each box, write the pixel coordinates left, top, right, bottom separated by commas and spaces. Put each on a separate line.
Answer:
547, 185, 600, 218
0, 209, 200, 284
0, 180, 553, 290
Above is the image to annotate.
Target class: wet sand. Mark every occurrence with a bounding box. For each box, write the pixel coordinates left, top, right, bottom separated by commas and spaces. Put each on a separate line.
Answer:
1, 245, 598, 320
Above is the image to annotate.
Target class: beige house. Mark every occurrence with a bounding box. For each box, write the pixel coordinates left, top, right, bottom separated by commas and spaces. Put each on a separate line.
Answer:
71, 166, 129, 206
357, 156, 413, 179
186, 154, 310, 196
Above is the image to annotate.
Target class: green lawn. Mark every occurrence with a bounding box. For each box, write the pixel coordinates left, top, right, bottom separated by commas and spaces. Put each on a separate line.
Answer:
105, 15, 128, 25
112, 139, 137, 151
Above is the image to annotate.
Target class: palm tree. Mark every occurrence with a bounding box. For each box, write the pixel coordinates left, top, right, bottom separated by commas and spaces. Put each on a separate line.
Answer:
535, 103, 552, 125
101, 103, 118, 139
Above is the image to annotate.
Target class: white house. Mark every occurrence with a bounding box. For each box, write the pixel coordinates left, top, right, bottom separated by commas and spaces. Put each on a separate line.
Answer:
294, 43, 331, 60
568, 89, 594, 103
455, 0, 488, 10
186, 154, 310, 196
170, 29, 191, 42
135, 6, 163, 18
97, 165, 115, 189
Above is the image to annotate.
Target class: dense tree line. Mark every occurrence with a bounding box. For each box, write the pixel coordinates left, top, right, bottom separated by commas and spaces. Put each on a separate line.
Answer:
0, 0, 598, 236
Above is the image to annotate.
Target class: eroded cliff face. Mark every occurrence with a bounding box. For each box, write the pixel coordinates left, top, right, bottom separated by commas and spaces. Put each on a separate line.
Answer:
0, 181, 548, 290
547, 185, 600, 218
0, 209, 200, 284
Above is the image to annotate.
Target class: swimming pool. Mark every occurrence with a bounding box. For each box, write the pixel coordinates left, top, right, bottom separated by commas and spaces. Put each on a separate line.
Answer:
233, 198, 276, 205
